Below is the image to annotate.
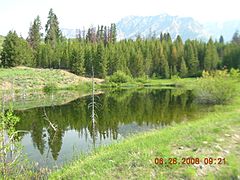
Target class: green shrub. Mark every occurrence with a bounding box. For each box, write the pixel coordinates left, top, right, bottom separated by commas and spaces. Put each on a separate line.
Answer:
195, 70, 237, 104
136, 76, 149, 83
109, 71, 131, 83
43, 83, 57, 93
171, 75, 181, 80
229, 68, 240, 79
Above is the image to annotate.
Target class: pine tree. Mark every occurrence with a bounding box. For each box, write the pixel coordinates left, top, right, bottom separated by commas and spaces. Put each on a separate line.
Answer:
45, 8, 62, 48
179, 57, 188, 77
110, 23, 117, 44
129, 48, 144, 77
27, 16, 42, 51
219, 35, 224, 44
0, 31, 33, 67
84, 44, 93, 77
159, 51, 170, 78
16, 37, 34, 66
0, 31, 19, 67
175, 35, 184, 68
70, 42, 85, 75
204, 38, 219, 70
144, 49, 152, 77
104, 26, 108, 47
184, 41, 199, 76
170, 45, 178, 75
94, 43, 107, 78
232, 30, 240, 45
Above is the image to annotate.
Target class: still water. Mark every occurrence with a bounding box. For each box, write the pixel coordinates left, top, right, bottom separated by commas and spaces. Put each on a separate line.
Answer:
14, 88, 210, 167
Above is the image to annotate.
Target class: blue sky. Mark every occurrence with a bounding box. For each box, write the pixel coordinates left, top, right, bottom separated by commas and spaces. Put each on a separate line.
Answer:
0, 0, 239, 37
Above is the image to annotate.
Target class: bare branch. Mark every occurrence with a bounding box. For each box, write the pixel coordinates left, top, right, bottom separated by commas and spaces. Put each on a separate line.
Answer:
43, 108, 57, 132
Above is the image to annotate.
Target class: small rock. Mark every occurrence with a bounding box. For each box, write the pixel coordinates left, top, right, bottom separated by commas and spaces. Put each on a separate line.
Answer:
224, 134, 231, 137
192, 148, 198, 151
178, 146, 184, 149
203, 141, 208, 144
233, 134, 240, 139
200, 164, 204, 169
223, 150, 229, 154
216, 138, 224, 142
215, 145, 223, 151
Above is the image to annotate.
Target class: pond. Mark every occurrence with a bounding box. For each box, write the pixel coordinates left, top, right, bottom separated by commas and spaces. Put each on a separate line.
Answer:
14, 88, 211, 168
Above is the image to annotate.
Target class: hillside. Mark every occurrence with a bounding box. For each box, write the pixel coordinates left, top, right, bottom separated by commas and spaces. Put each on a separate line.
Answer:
0, 66, 103, 91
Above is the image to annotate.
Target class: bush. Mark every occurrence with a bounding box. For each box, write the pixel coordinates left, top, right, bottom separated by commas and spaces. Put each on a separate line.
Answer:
109, 71, 131, 84
171, 75, 181, 80
229, 68, 240, 79
136, 75, 149, 83
195, 70, 237, 104
43, 83, 57, 93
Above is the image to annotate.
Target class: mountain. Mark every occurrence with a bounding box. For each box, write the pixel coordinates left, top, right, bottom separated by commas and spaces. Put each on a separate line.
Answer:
116, 14, 210, 41
60, 14, 240, 42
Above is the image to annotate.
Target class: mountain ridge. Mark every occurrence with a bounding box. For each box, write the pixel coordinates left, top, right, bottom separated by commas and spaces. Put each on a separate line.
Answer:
116, 14, 210, 41
117, 14, 240, 41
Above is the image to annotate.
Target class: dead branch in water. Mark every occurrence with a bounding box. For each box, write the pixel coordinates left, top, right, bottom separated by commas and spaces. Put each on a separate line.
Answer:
43, 108, 57, 132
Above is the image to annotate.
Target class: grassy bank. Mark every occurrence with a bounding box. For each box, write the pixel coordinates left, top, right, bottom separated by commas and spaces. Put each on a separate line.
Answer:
101, 73, 197, 90
0, 66, 103, 92
0, 67, 105, 110
50, 80, 240, 179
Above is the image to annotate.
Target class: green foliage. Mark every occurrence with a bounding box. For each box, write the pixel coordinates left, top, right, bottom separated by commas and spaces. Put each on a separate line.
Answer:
0, 31, 33, 67
204, 38, 219, 70
184, 40, 199, 76
0, 108, 21, 178
2, 10, 240, 80
0, 35, 4, 50
70, 42, 85, 75
223, 43, 240, 70
43, 83, 58, 93
45, 8, 62, 48
195, 70, 237, 104
229, 68, 240, 78
94, 43, 107, 78
232, 30, 240, 45
27, 16, 42, 51
170, 75, 180, 80
108, 70, 132, 83
0, 109, 51, 179
179, 58, 188, 77
129, 49, 144, 78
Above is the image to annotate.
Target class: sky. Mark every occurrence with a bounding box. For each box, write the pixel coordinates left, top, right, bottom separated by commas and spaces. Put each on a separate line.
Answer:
0, 0, 239, 37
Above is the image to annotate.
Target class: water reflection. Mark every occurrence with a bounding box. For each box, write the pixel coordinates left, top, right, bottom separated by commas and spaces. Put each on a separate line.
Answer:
15, 88, 209, 167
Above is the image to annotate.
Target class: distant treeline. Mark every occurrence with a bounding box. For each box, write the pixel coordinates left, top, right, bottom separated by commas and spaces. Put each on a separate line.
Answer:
1, 8, 240, 78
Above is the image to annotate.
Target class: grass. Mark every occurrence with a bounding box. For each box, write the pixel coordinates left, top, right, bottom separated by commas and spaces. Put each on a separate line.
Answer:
0, 66, 103, 110
101, 76, 197, 90
0, 66, 103, 92
50, 79, 240, 179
